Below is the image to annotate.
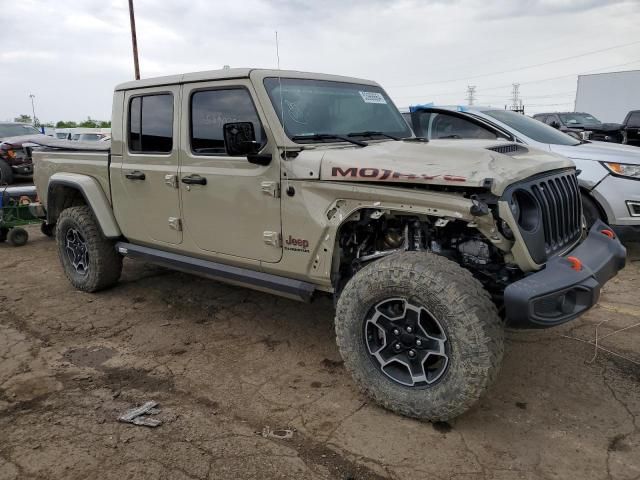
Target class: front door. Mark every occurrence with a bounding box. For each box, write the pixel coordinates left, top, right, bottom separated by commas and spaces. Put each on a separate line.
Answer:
179, 81, 282, 262
113, 86, 182, 246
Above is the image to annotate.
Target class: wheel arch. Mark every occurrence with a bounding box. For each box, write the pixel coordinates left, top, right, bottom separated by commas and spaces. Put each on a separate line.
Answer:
579, 187, 610, 224
47, 173, 121, 238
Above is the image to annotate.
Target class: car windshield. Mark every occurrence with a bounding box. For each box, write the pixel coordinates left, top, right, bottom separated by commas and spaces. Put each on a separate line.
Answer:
78, 134, 103, 141
559, 113, 601, 126
483, 110, 580, 146
263, 78, 412, 143
0, 124, 41, 138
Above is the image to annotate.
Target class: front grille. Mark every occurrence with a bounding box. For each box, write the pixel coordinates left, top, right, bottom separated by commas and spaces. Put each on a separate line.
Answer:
486, 144, 529, 155
504, 169, 583, 263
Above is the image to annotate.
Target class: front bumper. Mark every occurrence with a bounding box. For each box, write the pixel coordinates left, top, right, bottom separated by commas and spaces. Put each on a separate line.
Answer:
504, 220, 626, 328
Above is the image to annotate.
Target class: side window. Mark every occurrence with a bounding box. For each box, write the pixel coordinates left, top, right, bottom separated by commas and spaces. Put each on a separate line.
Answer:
128, 93, 173, 153
535, 115, 547, 123
190, 88, 265, 155
430, 113, 498, 140
628, 112, 640, 127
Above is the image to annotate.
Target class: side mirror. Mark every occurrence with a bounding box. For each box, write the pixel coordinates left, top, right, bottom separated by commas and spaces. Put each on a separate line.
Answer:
550, 121, 560, 129
223, 122, 261, 156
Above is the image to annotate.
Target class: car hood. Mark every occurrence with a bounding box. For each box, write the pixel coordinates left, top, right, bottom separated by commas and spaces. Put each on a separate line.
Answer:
549, 141, 640, 165
308, 139, 573, 196
0, 133, 49, 148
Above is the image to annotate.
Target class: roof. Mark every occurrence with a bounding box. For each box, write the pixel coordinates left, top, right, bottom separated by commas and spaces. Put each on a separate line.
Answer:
114, 68, 378, 91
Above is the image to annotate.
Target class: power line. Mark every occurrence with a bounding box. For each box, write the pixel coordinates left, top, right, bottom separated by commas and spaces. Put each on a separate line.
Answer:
390, 58, 640, 102
388, 40, 640, 88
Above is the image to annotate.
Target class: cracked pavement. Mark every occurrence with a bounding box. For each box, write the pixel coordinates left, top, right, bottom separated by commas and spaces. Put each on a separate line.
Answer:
1, 227, 638, 479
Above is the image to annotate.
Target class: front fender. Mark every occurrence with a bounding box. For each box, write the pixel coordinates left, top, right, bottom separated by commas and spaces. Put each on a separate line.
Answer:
47, 173, 121, 238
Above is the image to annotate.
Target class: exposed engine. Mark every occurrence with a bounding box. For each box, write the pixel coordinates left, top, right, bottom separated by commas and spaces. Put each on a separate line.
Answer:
336, 209, 519, 296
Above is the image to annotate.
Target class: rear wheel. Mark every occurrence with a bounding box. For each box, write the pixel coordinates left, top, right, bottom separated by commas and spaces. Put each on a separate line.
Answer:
0, 159, 14, 185
0, 227, 8, 242
335, 251, 504, 421
7, 228, 28, 247
56, 206, 122, 292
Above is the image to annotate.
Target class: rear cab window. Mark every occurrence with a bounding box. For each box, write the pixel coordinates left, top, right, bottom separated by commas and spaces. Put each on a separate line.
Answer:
128, 93, 174, 153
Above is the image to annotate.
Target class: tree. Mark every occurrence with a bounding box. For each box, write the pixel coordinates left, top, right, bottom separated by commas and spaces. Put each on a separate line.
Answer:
79, 117, 98, 128
14, 114, 32, 124
55, 121, 77, 128
97, 120, 111, 128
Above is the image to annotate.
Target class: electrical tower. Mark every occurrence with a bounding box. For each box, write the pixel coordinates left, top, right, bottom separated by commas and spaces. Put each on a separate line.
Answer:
510, 83, 524, 113
466, 85, 476, 106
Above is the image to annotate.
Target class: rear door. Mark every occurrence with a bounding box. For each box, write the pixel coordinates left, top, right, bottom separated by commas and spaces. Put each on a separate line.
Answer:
112, 86, 182, 245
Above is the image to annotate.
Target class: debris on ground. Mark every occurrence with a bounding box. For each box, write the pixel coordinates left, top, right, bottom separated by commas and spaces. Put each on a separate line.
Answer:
118, 401, 162, 427
261, 426, 294, 439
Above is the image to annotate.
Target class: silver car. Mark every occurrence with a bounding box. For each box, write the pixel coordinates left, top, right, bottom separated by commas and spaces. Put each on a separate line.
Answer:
403, 106, 640, 242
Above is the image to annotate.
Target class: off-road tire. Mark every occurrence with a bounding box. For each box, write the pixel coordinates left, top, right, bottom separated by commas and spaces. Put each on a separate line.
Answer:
0, 159, 14, 185
41, 222, 55, 237
56, 206, 122, 292
7, 227, 28, 247
335, 251, 504, 421
581, 193, 603, 229
0, 227, 8, 242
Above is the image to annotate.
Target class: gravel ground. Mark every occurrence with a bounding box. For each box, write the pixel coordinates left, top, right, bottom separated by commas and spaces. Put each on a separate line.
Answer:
1, 226, 638, 480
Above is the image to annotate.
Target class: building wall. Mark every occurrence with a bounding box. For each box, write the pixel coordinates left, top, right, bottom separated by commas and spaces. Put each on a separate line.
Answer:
575, 70, 640, 123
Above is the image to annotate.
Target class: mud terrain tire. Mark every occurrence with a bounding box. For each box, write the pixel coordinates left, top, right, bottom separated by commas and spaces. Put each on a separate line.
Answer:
56, 206, 122, 292
335, 251, 504, 421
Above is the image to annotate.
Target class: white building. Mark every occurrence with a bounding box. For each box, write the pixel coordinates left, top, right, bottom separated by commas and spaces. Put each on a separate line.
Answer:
575, 69, 640, 123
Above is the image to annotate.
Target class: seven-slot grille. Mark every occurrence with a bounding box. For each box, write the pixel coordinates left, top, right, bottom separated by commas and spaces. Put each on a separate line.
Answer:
529, 171, 582, 256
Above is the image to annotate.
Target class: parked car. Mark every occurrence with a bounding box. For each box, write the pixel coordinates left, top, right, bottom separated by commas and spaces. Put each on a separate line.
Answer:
0, 122, 45, 184
404, 106, 640, 242
622, 110, 640, 146
31, 68, 626, 422
533, 112, 623, 143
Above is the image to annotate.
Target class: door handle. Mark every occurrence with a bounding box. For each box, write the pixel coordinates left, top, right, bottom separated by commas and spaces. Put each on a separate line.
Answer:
125, 170, 146, 180
181, 175, 207, 186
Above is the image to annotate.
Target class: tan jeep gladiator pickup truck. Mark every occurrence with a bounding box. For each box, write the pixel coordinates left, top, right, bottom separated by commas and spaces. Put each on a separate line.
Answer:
33, 68, 626, 421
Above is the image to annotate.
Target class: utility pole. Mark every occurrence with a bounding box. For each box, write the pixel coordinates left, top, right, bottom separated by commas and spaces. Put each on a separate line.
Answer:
29, 94, 38, 126
128, 0, 140, 80
466, 85, 476, 106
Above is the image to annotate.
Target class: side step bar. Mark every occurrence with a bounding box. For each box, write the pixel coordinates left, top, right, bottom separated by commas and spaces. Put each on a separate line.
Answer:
115, 242, 315, 302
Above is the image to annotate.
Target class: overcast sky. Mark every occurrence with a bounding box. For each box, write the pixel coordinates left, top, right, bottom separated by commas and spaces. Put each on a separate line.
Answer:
1, 0, 639, 123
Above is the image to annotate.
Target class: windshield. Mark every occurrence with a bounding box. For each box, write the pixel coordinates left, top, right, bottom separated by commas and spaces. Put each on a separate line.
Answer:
559, 113, 601, 126
483, 110, 580, 146
263, 78, 412, 143
0, 124, 41, 138
78, 134, 103, 141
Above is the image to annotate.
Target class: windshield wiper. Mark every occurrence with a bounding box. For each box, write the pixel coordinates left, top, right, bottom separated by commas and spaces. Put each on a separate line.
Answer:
347, 130, 400, 141
437, 134, 462, 139
291, 133, 367, 147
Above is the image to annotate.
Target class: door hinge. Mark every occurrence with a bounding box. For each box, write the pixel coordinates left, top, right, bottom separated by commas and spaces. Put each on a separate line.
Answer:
261, 181, 280, 198
263, 231, 281, 247
168, 217, 182, 231
164, 174, 178, 188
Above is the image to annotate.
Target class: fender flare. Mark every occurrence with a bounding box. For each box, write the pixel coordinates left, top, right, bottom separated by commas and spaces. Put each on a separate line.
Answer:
47, 173, 121, 238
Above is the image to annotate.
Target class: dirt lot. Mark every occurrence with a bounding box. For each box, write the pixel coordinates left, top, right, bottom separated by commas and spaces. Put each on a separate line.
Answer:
1, 226, 639, 480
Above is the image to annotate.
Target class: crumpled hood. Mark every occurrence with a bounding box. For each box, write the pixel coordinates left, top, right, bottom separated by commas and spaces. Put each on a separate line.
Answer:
550, 141, 640, 165
314, 139, 574, 195
0, 133, 49, 148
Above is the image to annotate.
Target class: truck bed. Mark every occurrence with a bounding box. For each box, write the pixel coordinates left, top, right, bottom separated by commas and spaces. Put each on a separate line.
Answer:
32, 146, 111, 206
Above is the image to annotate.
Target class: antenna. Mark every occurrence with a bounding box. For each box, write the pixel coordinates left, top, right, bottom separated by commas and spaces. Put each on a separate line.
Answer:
275, 31, 281, 70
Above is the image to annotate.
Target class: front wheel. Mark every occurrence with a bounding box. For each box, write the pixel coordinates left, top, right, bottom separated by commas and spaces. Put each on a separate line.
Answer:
56, 206, 122, 292
335, 251, 504, 421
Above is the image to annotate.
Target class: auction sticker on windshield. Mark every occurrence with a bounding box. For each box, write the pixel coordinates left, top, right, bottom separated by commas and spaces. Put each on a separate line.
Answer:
359, 91, 387, 104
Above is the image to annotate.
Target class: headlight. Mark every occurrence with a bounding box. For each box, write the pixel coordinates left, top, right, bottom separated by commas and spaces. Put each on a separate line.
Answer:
602, 162, 640, 179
